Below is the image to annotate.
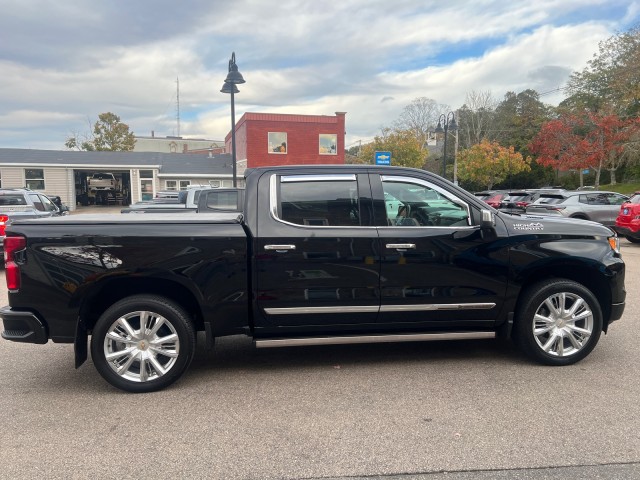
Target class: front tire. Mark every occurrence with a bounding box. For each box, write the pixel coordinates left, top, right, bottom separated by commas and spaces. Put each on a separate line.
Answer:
513, 279, 602, 366
90, 295, 196, 393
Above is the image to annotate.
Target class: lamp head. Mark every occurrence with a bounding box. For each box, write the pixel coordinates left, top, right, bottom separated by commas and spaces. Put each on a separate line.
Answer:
225, 52, 246, 84
220, 82, 239, 94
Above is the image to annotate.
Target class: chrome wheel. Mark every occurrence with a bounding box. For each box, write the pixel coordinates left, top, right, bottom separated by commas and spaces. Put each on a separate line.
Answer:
514, 279, 602, 366
103, 310, 180, 383
532, 291, 594, 357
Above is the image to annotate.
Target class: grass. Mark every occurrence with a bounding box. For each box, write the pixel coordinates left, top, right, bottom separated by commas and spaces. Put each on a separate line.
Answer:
599, 183, 640, 195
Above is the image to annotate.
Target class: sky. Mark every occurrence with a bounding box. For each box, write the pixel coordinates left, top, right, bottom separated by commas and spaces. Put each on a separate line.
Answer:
0, 0, 638, 151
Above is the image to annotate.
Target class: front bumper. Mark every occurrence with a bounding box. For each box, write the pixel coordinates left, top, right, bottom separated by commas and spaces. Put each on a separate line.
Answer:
0, 306, 48, 344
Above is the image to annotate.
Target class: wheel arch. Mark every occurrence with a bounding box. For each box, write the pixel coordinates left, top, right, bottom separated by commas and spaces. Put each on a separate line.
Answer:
514, 264, 612, 330
79, 277, 205, 334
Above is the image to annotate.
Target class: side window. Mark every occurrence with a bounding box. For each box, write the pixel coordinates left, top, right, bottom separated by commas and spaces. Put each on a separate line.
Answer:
381, 177, 470, 227
206, 191, 238, 210
28, 193, 45, 211
39, 195, 58, 212
607, 194, 627, 205
278, 175, 360, 227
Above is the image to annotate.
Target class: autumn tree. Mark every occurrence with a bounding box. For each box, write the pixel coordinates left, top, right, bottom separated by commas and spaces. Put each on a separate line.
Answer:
457, 140, 530, 189
578, 113, 640, 185
357, 128, 424, 168
529, 115, 586, 180
65, 112, 136, 151
530, 113, 640, 187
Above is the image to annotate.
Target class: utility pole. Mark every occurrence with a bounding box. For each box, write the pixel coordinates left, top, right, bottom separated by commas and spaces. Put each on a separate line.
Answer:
176, 77, 181, 137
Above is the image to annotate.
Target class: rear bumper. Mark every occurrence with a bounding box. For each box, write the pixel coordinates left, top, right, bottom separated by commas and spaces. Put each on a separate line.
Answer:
612, 225, 640, 239
0, 306, 48, 344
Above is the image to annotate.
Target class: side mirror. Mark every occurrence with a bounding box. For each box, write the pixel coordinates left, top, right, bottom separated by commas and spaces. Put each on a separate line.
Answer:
60, 205, 70, 215
481, 209, 495, 229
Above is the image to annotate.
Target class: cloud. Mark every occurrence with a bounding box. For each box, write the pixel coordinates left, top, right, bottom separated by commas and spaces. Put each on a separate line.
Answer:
0, 0, 632, 149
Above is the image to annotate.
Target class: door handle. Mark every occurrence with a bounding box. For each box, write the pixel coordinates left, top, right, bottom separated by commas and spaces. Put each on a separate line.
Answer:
264, 244, 296, 251
386, 243, 416, 250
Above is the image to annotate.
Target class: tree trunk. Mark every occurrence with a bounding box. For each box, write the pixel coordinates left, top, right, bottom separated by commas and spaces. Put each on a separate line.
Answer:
610, 168, 617, 185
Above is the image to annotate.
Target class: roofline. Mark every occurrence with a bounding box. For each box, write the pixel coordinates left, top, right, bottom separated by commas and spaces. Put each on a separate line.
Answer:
157, 173, 235, 178
0, 163, 162, 169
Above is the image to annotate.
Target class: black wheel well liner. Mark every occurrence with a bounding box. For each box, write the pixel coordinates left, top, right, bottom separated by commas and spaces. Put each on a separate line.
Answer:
514, 265, 612, 329
79, 278, 204, 333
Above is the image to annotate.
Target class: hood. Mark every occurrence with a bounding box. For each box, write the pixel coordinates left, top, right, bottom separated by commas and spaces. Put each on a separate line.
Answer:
497, 211, 614, 237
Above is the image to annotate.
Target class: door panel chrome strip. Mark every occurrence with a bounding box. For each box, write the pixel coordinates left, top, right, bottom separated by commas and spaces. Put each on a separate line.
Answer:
264, 306, 379, 315
263, 303, 495, 315
255, 331, 496, 348
380, 303, 496, 312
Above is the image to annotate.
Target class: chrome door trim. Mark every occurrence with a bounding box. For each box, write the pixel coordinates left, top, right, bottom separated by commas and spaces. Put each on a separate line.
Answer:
255, 331, 496, 348
264, 305, 380, 315
263, 303, 495, 315
380, 303, 496, 312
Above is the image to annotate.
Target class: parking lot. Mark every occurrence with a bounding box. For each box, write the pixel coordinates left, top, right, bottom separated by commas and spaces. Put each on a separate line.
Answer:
1, 242, 640, 479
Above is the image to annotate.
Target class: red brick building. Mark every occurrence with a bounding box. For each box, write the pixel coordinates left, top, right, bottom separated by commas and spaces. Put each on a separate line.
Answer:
224, 112, 346, 168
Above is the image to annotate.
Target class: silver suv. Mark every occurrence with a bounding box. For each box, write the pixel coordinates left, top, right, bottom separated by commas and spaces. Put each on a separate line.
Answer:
525, 191, 628, 226
0, 189, 69, 251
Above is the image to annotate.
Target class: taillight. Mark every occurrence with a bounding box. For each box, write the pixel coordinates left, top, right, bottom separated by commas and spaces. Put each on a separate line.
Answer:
0, 215, 8, 237
4, 235, 26, 291
516, 201, 529, 207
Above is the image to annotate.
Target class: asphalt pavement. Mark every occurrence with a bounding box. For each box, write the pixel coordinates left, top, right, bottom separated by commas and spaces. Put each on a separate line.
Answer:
1, 239, 639, 479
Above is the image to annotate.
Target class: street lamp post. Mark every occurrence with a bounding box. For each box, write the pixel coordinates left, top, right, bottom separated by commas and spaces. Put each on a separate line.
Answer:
220, 52, 246, 187
435, 112, 457, 179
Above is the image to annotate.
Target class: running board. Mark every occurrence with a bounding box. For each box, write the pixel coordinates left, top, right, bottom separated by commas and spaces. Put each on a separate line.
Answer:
254, 331, 496, 348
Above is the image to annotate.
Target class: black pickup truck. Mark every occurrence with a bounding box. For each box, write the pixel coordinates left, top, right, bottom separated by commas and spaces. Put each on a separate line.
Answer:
1, 166, 626, 392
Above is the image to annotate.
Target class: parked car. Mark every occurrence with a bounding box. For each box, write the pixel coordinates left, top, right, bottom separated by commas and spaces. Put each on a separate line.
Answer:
613, 192, 640, 243
474, 190, 508, 209
498, 191, 542, 214
0, 189, 68, 252
43, 194, 70, 213
525, 191, 629, 226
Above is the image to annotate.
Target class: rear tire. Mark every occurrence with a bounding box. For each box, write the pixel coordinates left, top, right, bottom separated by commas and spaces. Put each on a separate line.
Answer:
626, 236, 640, 244
90, 295, 196, 393
513, 279, 602, 366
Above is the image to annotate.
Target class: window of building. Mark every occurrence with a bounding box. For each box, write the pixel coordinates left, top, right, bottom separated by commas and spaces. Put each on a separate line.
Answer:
268, 132, 287, 154
179, 180, 191, 190
165, 180, 177, 191
25, 169, 45, 190
319, 134, 337, 155
277, 174, 360, 227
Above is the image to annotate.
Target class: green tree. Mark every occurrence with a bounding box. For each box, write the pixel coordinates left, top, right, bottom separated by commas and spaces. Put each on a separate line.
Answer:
457, 140, 530, 189
65, 112, 136, 151
563, 25, 640, 115
359, 128, 424, 168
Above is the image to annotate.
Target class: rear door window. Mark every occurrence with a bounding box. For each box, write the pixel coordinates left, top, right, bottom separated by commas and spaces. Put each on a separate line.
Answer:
277, 175, 361, 227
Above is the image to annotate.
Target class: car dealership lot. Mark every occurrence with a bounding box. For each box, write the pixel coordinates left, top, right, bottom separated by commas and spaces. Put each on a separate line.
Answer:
1, 243, 640, 479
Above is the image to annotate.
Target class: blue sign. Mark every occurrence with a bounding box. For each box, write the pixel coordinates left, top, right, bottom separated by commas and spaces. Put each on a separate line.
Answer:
375, 151, 391, 165
582, 169, 590, 174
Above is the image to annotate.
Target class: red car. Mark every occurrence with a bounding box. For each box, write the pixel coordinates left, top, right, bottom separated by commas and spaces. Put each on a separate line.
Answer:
613, 192, 640, 243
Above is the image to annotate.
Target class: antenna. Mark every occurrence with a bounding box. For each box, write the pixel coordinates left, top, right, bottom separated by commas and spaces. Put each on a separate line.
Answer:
176, 77, 181, 137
